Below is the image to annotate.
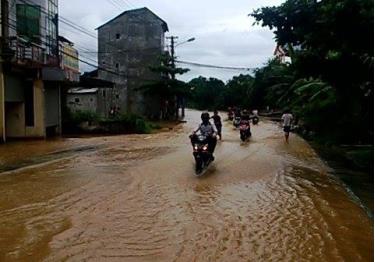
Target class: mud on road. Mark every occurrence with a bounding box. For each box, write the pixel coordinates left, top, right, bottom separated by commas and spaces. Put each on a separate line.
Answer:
0, 110, 372, 261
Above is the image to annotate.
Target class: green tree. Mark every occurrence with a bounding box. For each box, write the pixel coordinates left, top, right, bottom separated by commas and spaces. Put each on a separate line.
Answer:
224, 74, 255, 108
188, 76, 226, 110
251, 0, 373, 143
140, 52, 190, 119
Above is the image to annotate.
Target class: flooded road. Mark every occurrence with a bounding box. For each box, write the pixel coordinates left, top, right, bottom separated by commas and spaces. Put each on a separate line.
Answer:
0, 110, 372, 261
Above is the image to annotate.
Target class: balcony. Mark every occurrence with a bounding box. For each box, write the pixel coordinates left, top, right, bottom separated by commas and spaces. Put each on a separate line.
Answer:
7, 36, 58, 68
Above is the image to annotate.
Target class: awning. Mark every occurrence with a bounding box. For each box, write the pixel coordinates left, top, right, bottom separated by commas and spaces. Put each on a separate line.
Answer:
42, 67, 66, 81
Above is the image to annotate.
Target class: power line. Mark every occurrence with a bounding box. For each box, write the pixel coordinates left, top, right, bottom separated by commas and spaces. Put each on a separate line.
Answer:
122, 0, 137, 9
4, 11, 165, 75
106, 0, 123, 11
2, 20, 163, 83
176, 60, 255, 71
16, 0, 98, 39
8, 1, 150, 56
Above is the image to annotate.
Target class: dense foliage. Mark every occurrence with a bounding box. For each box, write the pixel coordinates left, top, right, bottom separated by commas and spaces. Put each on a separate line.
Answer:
140, 52, 190, 119
188, 75, 256, 110
63, 110, 152, 134
251, 0, 373, 143
189, 0, 373, 144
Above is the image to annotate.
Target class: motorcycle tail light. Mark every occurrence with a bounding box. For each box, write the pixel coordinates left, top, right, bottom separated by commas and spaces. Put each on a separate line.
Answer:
203, 145, 208, 151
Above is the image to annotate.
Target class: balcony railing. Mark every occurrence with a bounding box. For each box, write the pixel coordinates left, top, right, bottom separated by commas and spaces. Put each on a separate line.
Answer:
7, 36, 58, 68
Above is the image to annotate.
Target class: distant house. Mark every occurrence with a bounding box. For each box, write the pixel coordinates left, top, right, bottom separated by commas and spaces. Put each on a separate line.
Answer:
66, 70, 114, 116
96, 7, 169, 118
59, 36, 80, 82
67, 88, 99, 114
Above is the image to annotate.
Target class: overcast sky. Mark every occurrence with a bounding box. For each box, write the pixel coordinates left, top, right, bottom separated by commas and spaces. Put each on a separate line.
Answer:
59, 0, 283, 82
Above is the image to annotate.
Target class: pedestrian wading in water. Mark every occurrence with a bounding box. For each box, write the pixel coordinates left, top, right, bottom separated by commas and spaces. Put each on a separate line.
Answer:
281, 109, 293, 143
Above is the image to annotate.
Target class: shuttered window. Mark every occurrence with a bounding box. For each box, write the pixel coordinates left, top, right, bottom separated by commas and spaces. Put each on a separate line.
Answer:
16, 4, 41, 43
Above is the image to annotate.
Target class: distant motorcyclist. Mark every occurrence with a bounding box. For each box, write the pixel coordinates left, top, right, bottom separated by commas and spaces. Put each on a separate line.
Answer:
227, 107, 234, 121
190, 112, 218, 160
239, 109, 252, 141
251, 109, 260, 125
232, 107, 242, 128
241, 109, 251, 121
211, 110, 222, 140
234, 107, 242, 118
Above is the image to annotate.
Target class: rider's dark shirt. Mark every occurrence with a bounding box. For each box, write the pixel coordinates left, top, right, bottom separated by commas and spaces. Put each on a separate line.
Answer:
212, 115, 222, 126
241, 115, 251, 121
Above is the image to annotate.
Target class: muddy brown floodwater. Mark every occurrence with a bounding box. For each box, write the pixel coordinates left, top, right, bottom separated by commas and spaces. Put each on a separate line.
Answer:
0, 110, 373, 261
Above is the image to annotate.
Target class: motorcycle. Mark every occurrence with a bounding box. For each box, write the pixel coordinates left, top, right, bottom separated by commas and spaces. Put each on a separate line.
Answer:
191, 134, 213, 175
228, 111, 234, 121
233, 116, 241, 128
239, 120, 251, 141
252, 116, 259, 125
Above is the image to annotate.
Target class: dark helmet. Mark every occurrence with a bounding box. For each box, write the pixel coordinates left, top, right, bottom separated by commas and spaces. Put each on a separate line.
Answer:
242, 109, 249, 115
201, 112, 210, 121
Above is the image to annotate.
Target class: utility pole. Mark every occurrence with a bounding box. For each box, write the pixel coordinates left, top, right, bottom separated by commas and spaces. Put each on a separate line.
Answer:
0, 0, 9, 143
166, 36, 179, 119
166, 36, 178, 80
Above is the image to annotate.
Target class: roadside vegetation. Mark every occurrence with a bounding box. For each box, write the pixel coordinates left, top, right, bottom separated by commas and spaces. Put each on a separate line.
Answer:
188, 0, 373, 170
189, 0, 373, 144
62, 109, 153, 134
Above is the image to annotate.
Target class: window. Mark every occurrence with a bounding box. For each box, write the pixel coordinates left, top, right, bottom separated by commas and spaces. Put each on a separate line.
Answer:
75, 98, 80, 103
102, 90, 106, 97
115, 63, 119, 69
90, 98, 93, 102
116, 94, 120, 99
16, 4, 41, 43
116, 33, 120, 39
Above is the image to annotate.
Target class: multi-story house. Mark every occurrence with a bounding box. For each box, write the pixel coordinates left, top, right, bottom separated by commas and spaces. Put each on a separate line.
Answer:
59, 36, 80, 82
0, 0, 78, 142
96, 7, 168, 119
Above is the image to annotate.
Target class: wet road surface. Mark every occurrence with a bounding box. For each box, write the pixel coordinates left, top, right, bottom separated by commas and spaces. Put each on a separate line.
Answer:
0, 110, 373, 261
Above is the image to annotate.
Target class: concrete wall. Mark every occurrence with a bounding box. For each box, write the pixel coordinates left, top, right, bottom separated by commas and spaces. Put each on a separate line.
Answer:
3, 79, 46, 138
45, 84, 60, 127
5, 102, 25, 137
4, 74, 24, 102
0, 72, 5, 142
96, 88, 112, 117
67, 93, 98, 113
25, 80, 45, 138
4, 75, 26, 138
98, 8, 165, 118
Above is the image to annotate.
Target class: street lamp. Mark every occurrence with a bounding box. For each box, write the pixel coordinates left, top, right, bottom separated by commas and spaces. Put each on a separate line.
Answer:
175, 37, 196, 47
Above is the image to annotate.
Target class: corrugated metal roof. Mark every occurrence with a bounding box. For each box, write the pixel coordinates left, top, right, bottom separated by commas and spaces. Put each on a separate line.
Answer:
68, 88, 98, 94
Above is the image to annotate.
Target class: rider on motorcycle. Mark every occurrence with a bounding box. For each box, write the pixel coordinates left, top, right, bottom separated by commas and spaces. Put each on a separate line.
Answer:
239, 109, 252, 139
234, 107, 242, 118
190, 112, 218, 160
241, 109, 251, 121
211, 110, 222, 140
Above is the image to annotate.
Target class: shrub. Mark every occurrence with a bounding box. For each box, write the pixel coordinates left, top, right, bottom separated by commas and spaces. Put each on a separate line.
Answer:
71, 110, 101, 125
102, 113, 152, 134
